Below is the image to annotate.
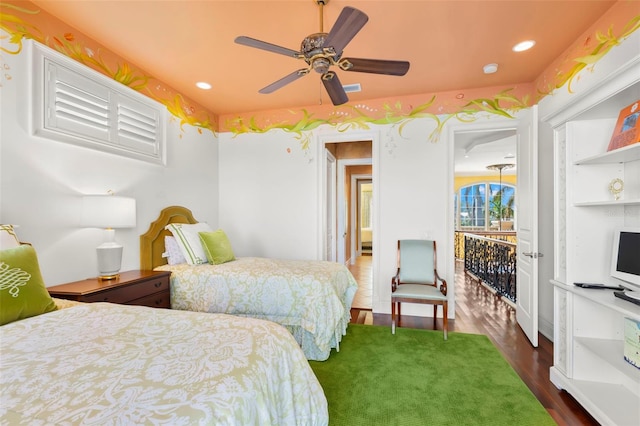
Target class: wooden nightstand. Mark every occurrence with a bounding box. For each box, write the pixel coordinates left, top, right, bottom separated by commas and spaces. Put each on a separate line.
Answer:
47, 270, 171, 308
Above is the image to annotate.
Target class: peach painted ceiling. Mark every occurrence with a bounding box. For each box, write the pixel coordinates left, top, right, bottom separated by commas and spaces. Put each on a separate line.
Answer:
29, 0, 617, 117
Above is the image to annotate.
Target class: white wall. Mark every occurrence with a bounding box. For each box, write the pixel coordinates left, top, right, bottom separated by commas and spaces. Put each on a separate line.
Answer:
537, 120, 556, 340
218, 130, 319, 260
374, 120, 451, 315
0, 41, 219, 286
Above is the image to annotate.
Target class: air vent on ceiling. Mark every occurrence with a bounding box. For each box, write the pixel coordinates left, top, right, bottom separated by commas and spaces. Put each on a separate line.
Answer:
343, 83, 362, 93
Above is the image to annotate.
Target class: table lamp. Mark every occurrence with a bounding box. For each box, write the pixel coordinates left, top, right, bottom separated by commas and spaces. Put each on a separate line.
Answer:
81, 194, 136, 279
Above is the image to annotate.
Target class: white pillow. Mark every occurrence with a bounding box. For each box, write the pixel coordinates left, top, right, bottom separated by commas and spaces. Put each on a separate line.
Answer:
162, 236, 187, 265
165, 222, 213, 265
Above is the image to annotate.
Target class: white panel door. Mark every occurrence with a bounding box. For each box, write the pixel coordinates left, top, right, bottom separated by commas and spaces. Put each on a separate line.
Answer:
516, 106, 540, 347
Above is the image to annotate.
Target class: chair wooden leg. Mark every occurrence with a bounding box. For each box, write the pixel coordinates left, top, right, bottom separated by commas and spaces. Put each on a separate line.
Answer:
443, 302, 448, 340
433, 305, 438, 330
397, 302, 402, 327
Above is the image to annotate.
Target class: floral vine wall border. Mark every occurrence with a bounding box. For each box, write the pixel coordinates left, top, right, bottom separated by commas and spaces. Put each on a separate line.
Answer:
1, 2, 638, 149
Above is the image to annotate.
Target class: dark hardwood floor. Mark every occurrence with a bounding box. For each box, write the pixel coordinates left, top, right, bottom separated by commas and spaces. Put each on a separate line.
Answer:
348, 256, 599, 426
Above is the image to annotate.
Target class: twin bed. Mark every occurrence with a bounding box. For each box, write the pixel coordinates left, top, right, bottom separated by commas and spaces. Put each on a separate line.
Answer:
1, 301, 328, 424
140, 206, 358, 362
1, 205, 358, 424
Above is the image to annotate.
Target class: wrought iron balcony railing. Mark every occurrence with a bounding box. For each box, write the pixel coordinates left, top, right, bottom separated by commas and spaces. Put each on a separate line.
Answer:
456, 231, 517, 303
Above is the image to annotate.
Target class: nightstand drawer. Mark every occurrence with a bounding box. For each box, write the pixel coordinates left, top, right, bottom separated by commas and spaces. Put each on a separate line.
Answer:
48, 271, 172, 308
127, 290, 171, 309
82, 277, 169, 303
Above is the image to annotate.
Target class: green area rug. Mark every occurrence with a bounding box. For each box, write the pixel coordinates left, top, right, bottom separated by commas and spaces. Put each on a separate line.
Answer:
309, 324, 555, 426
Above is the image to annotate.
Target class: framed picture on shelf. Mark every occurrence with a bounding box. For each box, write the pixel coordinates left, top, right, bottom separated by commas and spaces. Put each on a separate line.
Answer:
607, 100, 640, 152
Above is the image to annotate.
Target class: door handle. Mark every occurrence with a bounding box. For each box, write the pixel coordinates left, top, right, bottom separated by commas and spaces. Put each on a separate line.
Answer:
522, 252, 543, 258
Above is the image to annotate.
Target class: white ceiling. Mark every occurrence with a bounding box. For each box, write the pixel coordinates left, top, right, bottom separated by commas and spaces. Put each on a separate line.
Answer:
454, 130, 517, 176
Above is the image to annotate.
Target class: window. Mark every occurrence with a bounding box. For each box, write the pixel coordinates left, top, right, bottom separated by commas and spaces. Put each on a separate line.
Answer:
360, 183, 372, 229
31, 40, 166, 164
457, 182, 515, 231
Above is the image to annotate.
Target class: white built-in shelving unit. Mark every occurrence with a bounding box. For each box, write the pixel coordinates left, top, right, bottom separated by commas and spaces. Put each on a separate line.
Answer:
547, 75, 640, 425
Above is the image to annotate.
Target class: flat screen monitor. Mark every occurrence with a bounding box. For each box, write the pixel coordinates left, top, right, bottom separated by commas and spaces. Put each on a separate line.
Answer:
610, 228, 640, 290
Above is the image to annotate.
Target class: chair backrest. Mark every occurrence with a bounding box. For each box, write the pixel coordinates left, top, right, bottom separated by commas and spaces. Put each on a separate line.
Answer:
398, 239, 435, 284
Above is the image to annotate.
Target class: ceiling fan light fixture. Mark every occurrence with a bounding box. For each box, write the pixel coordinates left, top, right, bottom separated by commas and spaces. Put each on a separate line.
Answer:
312, 57, 331, 73
513, 40, 536, 52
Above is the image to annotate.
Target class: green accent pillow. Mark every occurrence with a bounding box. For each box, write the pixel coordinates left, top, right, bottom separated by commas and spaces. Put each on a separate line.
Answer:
199, 230, 236, 265
0, 244, 57, 325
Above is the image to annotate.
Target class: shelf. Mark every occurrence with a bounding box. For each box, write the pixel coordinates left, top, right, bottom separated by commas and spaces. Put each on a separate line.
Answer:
550, 369, 640, 426
574, 198, 640, 206
576, 337, 640, 381
574, 143, 640, 165
551, 280, 640, 319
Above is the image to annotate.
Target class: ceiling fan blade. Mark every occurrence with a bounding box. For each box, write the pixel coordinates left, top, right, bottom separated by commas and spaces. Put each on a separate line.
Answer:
235, 36, 300, 58
343, 58, 410, 76
323, 7, 368, 55
322, 71, 348, 106
259, 69, 308, 94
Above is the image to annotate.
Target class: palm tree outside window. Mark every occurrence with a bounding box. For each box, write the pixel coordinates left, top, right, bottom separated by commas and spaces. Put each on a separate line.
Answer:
457, 183, 516, 231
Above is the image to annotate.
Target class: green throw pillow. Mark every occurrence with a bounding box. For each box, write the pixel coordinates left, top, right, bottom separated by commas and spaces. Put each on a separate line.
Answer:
199, 230, 236, 265
0, 244, 57, 325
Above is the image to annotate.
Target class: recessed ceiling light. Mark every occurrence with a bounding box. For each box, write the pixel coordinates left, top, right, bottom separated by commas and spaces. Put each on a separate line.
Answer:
196, 81, 212, 90
513, 40, 536, 52
483, 63, 498, 74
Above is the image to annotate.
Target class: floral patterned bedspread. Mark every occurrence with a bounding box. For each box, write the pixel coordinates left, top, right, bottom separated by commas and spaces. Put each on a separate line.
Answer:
156, 257, 358, 361
0, 302, 328, 425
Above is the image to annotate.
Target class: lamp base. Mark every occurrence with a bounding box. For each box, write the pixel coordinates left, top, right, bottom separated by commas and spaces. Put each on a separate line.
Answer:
98, 273, 120, 281
96, 231, 123, 279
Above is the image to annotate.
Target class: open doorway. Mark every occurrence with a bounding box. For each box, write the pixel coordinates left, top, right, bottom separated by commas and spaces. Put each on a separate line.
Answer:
453, 127, 518, 294
324, 140, 373, 310
451, 110, 540, 347
357, 179, 373, 256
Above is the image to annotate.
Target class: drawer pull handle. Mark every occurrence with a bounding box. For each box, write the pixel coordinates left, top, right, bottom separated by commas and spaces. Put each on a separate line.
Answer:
154, 282, 162, 288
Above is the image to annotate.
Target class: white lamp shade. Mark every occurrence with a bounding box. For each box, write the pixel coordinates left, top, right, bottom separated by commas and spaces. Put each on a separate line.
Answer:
81, 196, 136, 228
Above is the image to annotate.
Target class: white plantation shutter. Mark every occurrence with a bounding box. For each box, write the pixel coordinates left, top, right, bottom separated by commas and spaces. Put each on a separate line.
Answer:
45, 60, 111, 141
116, 95, 162, 156
32, 41, 165, 164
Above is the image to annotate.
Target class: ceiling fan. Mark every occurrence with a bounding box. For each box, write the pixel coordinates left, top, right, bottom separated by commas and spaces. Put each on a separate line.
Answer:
234, 0, 410, 106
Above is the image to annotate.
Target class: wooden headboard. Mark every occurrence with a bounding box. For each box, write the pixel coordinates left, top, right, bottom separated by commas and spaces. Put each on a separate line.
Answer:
139, 205, 198, 270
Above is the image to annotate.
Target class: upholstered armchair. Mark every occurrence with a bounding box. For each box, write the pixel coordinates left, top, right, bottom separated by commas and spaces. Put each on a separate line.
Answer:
391, 239, 448, 339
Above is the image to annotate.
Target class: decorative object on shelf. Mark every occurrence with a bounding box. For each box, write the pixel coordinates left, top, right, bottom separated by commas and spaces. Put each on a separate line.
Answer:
81, 192, 136, 280
607, 100, 640, 152
608, 178, 624, 200
486, 163, 515, 231
624, 317, 640, 370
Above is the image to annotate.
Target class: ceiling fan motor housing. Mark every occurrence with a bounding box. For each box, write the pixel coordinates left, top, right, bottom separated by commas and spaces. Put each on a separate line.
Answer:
302, 32, 333, 73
